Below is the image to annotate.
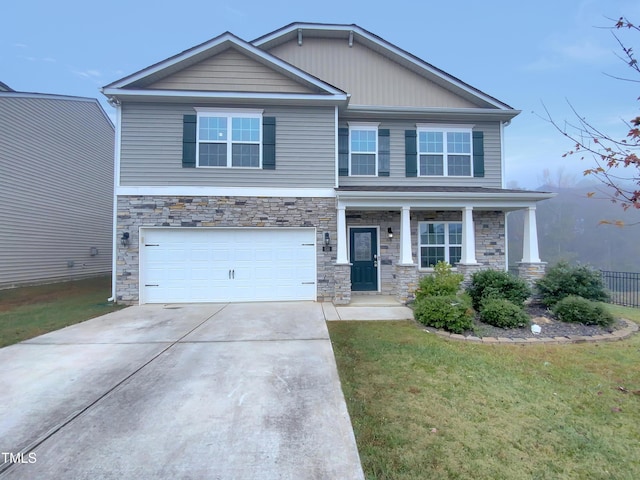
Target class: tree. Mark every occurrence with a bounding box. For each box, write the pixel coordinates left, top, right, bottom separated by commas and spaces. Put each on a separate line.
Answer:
545, 17, 639, 216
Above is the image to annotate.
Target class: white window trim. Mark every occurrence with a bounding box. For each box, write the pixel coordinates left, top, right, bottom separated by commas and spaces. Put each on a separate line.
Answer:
416, 124, 474, 178
418, 221, 463, 270
195, 108, 264, 169
348, 122, 379, 177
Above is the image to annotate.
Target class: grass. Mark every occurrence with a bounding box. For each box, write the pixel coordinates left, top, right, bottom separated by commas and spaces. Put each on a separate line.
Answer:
0, 276, 125, 347
328, 305, 640, 480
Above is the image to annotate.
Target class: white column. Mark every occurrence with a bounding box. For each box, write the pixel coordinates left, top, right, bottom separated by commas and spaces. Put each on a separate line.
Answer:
399, 206, 413, 265
460, 206, 478, 264
522, 206, 541, 263
336, 205, 349, 264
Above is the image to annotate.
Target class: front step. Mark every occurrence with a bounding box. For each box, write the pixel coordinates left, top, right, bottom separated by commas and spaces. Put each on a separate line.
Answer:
347, 295, 402, 307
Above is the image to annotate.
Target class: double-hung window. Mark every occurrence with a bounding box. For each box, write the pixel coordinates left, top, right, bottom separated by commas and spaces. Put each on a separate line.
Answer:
417, 125, 473, 177
419, 222, 463, 268
196, 109, 262, 168
349, 123, 378, 176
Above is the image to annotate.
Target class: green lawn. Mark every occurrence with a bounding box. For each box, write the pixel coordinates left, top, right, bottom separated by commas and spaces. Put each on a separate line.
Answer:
0, 276, 125, 347
328, 306, 640, 480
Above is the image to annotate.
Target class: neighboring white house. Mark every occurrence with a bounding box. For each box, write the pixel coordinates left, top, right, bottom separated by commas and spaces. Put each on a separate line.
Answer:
0, 85, 115, 288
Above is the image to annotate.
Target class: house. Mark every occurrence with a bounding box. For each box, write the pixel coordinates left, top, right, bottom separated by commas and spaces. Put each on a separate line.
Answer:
101, 22, 553, 305
0, 87, 115, 288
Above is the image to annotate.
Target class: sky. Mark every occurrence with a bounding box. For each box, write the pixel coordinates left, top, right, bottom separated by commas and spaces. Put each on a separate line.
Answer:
2, 0, 639, 189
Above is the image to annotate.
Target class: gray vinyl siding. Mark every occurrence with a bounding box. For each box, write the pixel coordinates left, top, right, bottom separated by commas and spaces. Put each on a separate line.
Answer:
148, 48, 318, 94
119, 102, 335, 188
0, 95, 114, 288
339, 120, 502, 188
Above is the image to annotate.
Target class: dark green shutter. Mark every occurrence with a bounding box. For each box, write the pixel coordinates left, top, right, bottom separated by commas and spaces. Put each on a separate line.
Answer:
338, 127, 349, 176
262, 116, 276, 170
405, 130, 417, 177
182, 115, 197, 168
378, 129, 390, 176
472, 131, 484, 177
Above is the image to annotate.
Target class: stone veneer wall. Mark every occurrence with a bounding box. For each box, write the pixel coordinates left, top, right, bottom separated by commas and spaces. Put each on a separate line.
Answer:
116, 196, 337, 303
518, 262, 547, 287
333, 264, 351, 304
346, 210, 507, 302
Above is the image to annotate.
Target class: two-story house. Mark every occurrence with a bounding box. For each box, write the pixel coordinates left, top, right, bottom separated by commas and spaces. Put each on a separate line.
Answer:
102, 22, 552, 305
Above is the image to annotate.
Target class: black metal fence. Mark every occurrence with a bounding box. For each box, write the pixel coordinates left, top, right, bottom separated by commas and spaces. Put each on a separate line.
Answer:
600, 271, 640, 308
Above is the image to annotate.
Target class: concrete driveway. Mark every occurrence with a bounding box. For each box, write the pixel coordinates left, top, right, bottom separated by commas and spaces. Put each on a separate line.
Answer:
0, 303, 365, 479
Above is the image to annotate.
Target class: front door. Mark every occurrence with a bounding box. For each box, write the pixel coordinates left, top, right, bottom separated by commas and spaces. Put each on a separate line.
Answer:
350, 227, 378, 291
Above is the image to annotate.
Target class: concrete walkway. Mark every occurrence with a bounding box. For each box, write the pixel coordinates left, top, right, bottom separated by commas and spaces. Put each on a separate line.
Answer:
0, 302, 365, 479
323, 295, 414, 321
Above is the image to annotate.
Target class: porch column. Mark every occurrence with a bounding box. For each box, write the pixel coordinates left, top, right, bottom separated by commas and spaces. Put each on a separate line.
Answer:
399, 206, 413, 265
460, 206, 477, 264
521, 206, 541, 263
336, 205, 349, 264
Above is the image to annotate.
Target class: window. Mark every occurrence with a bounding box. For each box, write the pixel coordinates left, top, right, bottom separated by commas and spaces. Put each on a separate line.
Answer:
417, 125, 473, 176
349, 123, 378, 176
196, 109, 262, 168
419, 222, 462, 268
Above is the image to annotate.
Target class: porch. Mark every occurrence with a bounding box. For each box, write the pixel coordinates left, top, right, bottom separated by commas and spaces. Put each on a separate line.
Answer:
332, 186, 555, 305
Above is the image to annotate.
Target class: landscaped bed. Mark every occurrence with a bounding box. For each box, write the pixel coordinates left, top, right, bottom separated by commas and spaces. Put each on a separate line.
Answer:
428, 300, 632, 340
413, 261, 625, 341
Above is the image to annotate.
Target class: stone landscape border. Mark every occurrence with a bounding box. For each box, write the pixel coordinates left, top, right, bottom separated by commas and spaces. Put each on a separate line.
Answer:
424, 319, 639, 344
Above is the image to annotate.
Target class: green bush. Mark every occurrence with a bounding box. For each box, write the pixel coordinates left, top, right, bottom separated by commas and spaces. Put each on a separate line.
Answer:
467, 269, 531, 311
536, 261, 609, 307
552, 295, 615, 327
479, 298, 530, 329
414, 294, 474, 334
415, 261, 464, 302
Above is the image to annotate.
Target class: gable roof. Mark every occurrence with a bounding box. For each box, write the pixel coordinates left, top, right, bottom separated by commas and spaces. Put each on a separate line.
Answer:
253, 22, 515, 112
0, 91, 114, 128
0, 81, 14, 92
102, 32, 348, 104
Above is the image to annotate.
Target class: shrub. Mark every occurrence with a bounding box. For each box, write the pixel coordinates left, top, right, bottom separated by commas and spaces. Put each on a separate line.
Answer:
467, 269, 531, 311
479, 298, 530, 329
552, 295, 615, 327
536, 261, 609, 307
415, 261, 464, 302
414, 294, 474, 334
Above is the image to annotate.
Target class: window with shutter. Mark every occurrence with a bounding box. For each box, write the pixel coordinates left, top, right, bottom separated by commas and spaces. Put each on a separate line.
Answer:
184, 108, 275, 170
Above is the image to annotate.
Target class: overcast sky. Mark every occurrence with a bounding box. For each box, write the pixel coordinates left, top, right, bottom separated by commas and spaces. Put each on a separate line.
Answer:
3, 0, 639, 188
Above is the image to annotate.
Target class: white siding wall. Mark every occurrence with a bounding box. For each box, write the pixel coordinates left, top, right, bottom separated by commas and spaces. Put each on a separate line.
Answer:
0, 96, 114, 288
119, 103, 336, 188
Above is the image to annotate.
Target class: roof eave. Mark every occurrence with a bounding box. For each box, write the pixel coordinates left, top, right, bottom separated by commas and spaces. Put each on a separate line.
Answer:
344, 105, 521, 122
101, 88, 349, 106
335, 189, 556, 209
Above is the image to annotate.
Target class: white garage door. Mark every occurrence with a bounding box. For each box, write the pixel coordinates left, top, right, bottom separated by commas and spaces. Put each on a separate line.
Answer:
140, 228, 317, 303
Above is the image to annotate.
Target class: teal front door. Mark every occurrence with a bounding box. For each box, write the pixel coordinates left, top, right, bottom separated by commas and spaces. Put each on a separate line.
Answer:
350, 228, 378, 291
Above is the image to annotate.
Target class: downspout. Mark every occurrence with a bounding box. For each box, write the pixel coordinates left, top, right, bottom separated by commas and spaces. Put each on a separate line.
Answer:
501, 120, 510, 189
107, 96, 121, 302
334, 105, 339, 189
502, 119, 511, 272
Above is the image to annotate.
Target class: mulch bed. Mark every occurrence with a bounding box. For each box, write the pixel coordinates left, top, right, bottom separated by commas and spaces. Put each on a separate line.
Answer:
466, 301, 625, 339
